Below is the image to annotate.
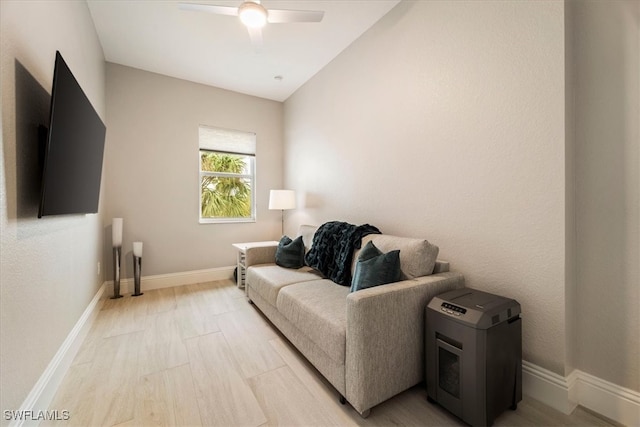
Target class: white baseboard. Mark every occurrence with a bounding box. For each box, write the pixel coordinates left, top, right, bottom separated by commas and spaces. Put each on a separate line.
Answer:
523, 361, 640, 426
522, 360, 578, 414
10, 282, 106, 427
104, 266, 235, 296
574, 370, 640, 426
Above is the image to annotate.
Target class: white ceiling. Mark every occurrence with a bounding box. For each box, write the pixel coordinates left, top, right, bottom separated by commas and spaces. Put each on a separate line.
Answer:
87, 0, 401, 102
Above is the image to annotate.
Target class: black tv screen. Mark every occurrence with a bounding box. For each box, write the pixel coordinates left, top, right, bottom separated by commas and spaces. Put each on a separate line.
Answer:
38, 51, 106, 218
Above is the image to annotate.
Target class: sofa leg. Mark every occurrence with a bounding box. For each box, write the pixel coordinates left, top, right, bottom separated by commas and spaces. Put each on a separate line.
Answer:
339, 395, 346, 405
359, 409, 371, 418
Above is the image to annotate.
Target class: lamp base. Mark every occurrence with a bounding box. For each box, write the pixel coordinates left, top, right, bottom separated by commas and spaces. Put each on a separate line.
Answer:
132, 255, 143, 297
111, 246, 122, 299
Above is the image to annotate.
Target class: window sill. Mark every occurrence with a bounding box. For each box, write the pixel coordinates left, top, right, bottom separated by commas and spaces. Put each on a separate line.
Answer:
199, 217, 256, 224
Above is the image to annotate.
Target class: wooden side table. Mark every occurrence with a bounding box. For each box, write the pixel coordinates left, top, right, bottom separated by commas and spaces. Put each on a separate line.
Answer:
231, 241, 279, 291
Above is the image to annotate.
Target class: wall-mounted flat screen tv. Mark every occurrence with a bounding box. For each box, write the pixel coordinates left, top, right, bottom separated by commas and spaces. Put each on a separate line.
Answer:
38, 51, 106, 218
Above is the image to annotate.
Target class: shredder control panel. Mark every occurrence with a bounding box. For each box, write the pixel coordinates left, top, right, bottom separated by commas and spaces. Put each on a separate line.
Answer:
440, 302, 467, 316
429, 288, 521, 329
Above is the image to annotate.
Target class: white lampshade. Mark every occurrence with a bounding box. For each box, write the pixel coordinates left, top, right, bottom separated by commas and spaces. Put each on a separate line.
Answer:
112, 218, 123, 247
269, 190, 296, 210
133, 241, 143, 257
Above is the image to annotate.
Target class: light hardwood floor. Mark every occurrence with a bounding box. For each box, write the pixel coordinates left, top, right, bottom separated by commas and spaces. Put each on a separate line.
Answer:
45, 279, 614, 426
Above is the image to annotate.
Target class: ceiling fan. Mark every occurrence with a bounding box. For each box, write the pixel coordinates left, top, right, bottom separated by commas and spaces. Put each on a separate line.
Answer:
179, 1, 325, 50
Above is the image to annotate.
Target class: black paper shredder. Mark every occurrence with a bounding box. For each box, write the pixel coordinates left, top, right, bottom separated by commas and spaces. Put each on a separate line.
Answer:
426, 288, 522, 426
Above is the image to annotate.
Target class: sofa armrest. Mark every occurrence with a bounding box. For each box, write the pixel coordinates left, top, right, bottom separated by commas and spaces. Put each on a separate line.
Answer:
345, 272, 464, 413
433, 259, 450, 274
245, 245, 278, 267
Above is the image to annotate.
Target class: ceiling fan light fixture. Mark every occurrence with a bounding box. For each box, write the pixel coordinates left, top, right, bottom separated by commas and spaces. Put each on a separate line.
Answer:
238, 2, 267, 28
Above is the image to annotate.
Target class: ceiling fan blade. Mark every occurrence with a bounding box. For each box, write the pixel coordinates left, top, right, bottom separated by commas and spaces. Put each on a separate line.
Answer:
247, 26, 263, 52
267, 8, 324, 24
178, 2, 238, 17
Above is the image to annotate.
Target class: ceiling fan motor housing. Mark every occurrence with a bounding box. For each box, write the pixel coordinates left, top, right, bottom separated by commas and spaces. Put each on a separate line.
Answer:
238, 1, 268, 28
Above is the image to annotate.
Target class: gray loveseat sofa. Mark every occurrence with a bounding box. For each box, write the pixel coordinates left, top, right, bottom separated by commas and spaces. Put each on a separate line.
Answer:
244, 225, 465, 416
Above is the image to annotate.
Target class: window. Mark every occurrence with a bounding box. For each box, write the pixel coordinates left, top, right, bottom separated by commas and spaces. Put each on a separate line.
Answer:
199, 125, 256, 223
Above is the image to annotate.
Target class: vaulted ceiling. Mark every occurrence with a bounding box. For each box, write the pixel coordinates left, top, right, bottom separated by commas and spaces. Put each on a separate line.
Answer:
88, 1, 401, 101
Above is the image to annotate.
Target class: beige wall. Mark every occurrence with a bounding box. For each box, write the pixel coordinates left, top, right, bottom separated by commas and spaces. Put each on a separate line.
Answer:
0, 0, 106, 415
284, 0, 640, 392
104, 64, 284, 279
570, 0, 639, 391
285, 1, 567, 374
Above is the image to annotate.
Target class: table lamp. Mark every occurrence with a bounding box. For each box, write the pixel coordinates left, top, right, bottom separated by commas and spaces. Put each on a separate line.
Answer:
268, 190, 296, 236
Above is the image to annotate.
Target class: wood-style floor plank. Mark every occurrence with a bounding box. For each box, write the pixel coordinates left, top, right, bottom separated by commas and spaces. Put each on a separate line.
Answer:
248, 365, 348, 426
201, 280, 249, 315
139, 309, 190, 376
216, 306, 285, 379
144, 286, 177, 315
71, 301, 112, 366
46, 331, 146, 427
268, 337, 358, 424
100, 293, 148, 338
133, 363, 203, 426
45, 280, 616, 427
173, 283, 222, 340
185, 332, 266, 426
88, 330, 144, 426
42, 362, 94, 427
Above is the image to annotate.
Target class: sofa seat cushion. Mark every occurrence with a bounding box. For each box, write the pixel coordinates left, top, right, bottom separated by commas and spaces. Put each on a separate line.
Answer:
246, 264, 322, 307
276, 280, 349, 364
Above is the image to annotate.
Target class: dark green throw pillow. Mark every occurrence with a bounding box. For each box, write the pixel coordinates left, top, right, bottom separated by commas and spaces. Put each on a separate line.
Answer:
276, 235, 305, 269
350, 241, 401, 292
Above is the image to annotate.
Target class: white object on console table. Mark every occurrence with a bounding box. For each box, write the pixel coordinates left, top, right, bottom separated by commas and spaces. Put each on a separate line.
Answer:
232, 241, 279, 292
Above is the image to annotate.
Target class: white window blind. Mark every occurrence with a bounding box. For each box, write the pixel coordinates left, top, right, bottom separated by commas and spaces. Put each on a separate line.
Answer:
199, 125, 256, 155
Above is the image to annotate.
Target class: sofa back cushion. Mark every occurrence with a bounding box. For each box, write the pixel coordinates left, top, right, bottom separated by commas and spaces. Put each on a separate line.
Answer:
298, 224, 318, 253
353, 234, 439, 280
